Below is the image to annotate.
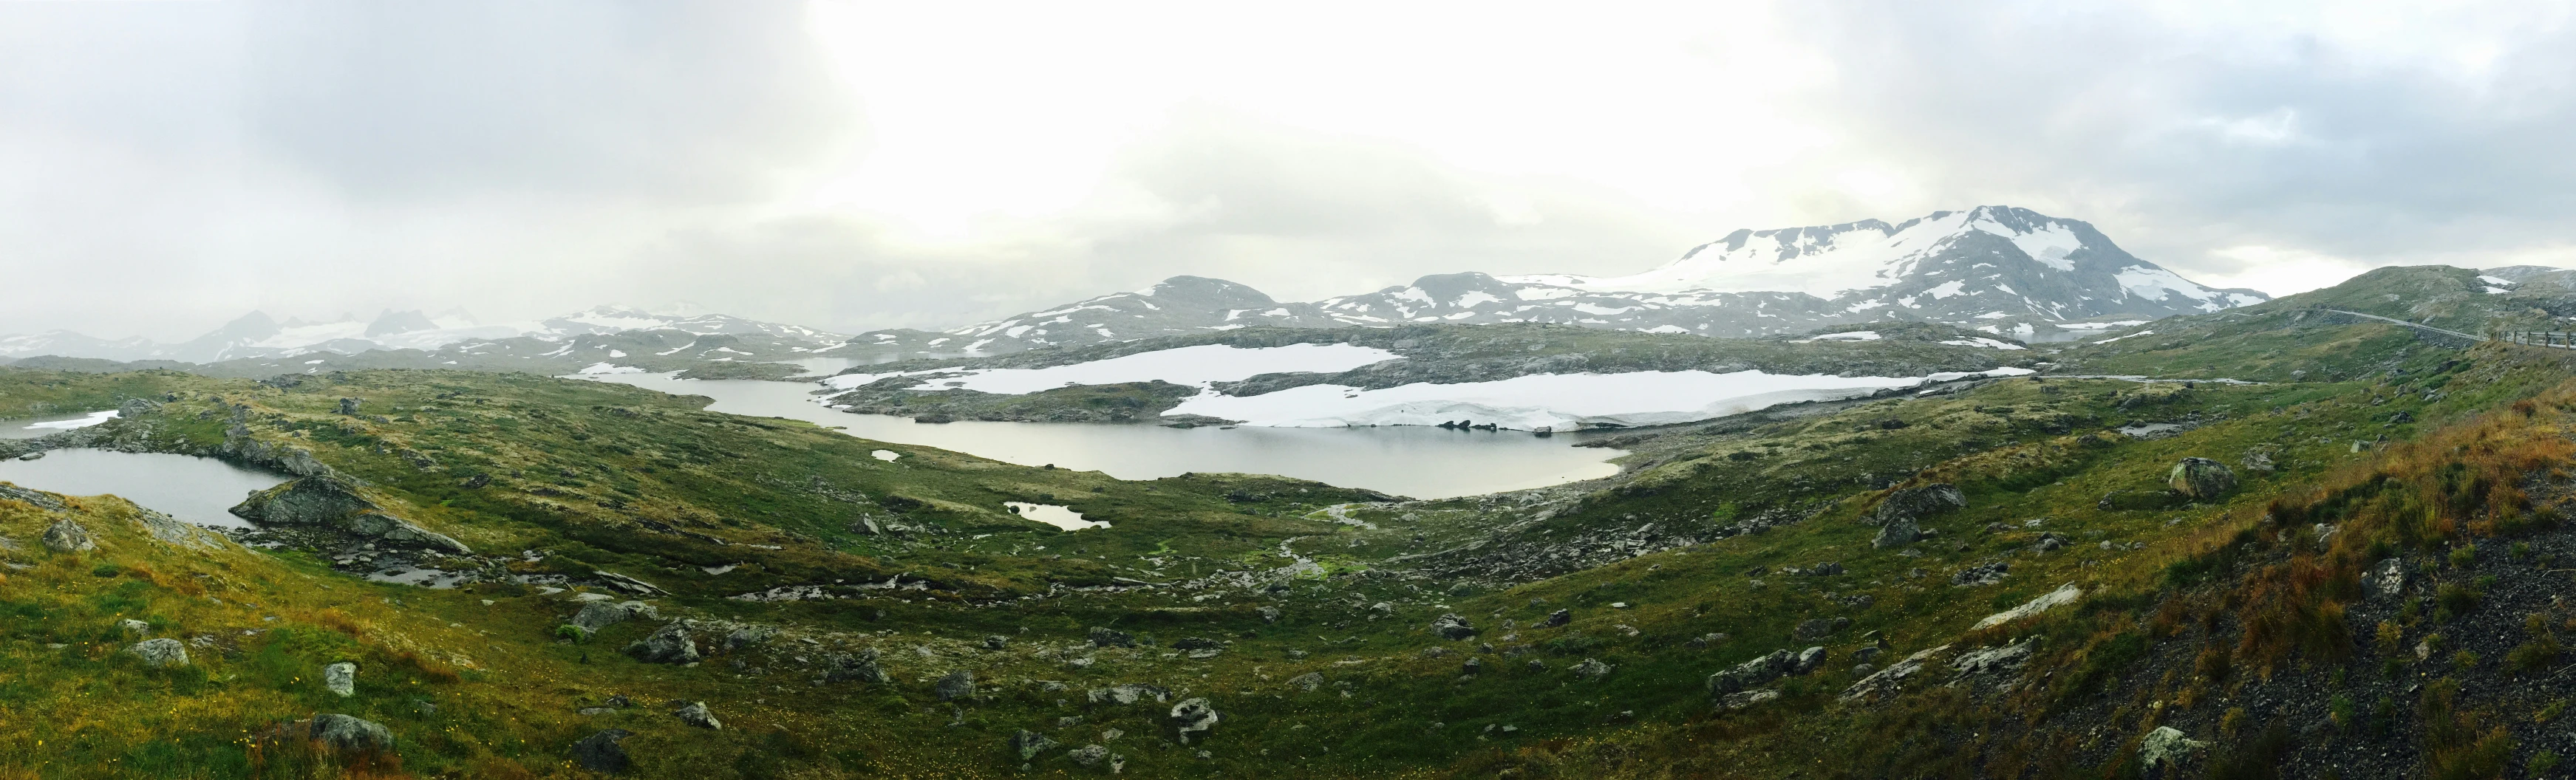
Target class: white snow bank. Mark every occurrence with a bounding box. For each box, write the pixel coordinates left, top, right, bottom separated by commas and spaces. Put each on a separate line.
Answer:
2058, 320, 2149, 332
22, 410, 119, 431
576, 363, 644, 374
824, 343, 1400, 394
1940, 338, 2028, 351
1974, 583, 2082, 629
1804, 331, 1881, 341
2090, 329, 2155, 344
1007, 502, 1106, 530
1168, 366, 2034, 431
2478, 275, 2515, 286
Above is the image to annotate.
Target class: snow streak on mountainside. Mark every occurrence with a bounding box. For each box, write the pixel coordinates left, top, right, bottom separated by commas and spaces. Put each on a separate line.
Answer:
836, 206, 2269, 358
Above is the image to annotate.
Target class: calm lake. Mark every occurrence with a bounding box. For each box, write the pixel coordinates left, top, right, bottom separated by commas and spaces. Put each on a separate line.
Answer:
576, 373, 1626, 499
0, 448, 286, 528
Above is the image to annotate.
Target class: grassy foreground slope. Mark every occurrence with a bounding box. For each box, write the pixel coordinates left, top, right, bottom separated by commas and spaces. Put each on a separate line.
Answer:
3, 307, 2574, 777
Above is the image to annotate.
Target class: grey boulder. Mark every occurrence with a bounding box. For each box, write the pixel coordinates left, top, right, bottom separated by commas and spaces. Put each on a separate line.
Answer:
1430, 613, 1478, 640
1010, 730, 1060, 760
42, 519, 95, 552
936, 670, 975, 701
624, 623, 700, 665
324, 662, 357, 697
127, 638, 189, 667
2168, 458, 2238, 502
1867, 484, 1965, 526
673, 700, 721, 729
310, 714, 395, 753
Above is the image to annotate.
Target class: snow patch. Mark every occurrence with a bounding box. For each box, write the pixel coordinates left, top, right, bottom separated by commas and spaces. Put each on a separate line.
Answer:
22, 410, 119, 431
1168, 366, 2034, 431
577, 363, 644, 374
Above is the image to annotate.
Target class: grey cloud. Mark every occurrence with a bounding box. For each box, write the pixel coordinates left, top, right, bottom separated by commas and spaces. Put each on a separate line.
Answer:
241, 1, 855, 202
1777, 2, 2576, 274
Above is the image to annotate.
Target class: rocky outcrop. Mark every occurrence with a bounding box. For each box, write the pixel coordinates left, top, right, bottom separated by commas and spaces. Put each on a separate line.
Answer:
570, 601, 655, 633
825, 648, 889, 683
2167, 457, 2238, 502
1867, 484, 1965, 526
2136, 726, 2206, 774
229, 476, 469, 553
1088, 626, 1136, 648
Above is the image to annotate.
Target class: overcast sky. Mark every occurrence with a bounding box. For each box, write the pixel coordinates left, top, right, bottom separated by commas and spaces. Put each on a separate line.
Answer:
6, 1, 2574, 341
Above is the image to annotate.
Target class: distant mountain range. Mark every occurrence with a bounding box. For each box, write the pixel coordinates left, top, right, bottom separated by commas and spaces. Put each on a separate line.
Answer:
0, 306, 845, 365
831, 205, 2274, 360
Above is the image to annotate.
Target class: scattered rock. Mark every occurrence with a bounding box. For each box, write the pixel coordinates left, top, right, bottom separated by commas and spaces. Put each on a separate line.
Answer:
2137, 726, 2206, 773
1792, 618, 1850, 641
573, 729, 635, 774
1541, 609, 1571, 628
1793, 646, 1827, 674
936, 670, 975, 701
1430, 613, 1478, 640
1010, 730, 1060, 760
1256, 606, 1281, 623
1950, 642, 2032, 676
1706, 649, 1794, 697
1170, 697, 1219, 738
1171, 637, 1221, 651
2362, 558, 2408, 600
1571, 658, 1614, 680
1841, 645, 1952, 702
723, 624, 773, 651
127, 638, 188, 667
324, 662, 357, 697
1087, 683, 1172, 705
1288, 672, 1324, 692
41, 519, 95, 552
1069, 744, 1111, 767
1089, 626, 1137, 648
2240, 449, 2277, 473
1717, 689, 1779, 711
826, 648, 889, 683
2167, 458, 2237, 502
624, 623, 701, 665
570, 601, 650, 632
985, 634, 1009, 651
117, 618, 150, 636
310, 714, 395, 753
672, 700, 721, 729
1951, 561, 2008, 586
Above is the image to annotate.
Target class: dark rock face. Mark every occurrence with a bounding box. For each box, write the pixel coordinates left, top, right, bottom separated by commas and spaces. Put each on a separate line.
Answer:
228, 476, 469, 553
1872, 517, 1921, 549
573, 729, 635, 774
2167, 457, 2238, 501
1867, 484, 1966, 527
1793, 618, 1851, 641
935, 670, 975, 701
1541, 609, 1572, 628
310, 714, 395, 753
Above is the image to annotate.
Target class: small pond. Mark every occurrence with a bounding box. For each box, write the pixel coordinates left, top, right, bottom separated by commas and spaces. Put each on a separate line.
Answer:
0, 448, 287, 528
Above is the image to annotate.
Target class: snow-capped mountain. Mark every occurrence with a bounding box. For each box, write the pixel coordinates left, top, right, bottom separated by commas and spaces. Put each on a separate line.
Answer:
837, 206, 2269, 358
0, 305, 845, 364
833, 276, 1344, 360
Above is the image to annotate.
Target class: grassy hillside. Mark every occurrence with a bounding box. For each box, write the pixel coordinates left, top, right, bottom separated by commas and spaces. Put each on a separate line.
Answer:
6, 296, 2576, 776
